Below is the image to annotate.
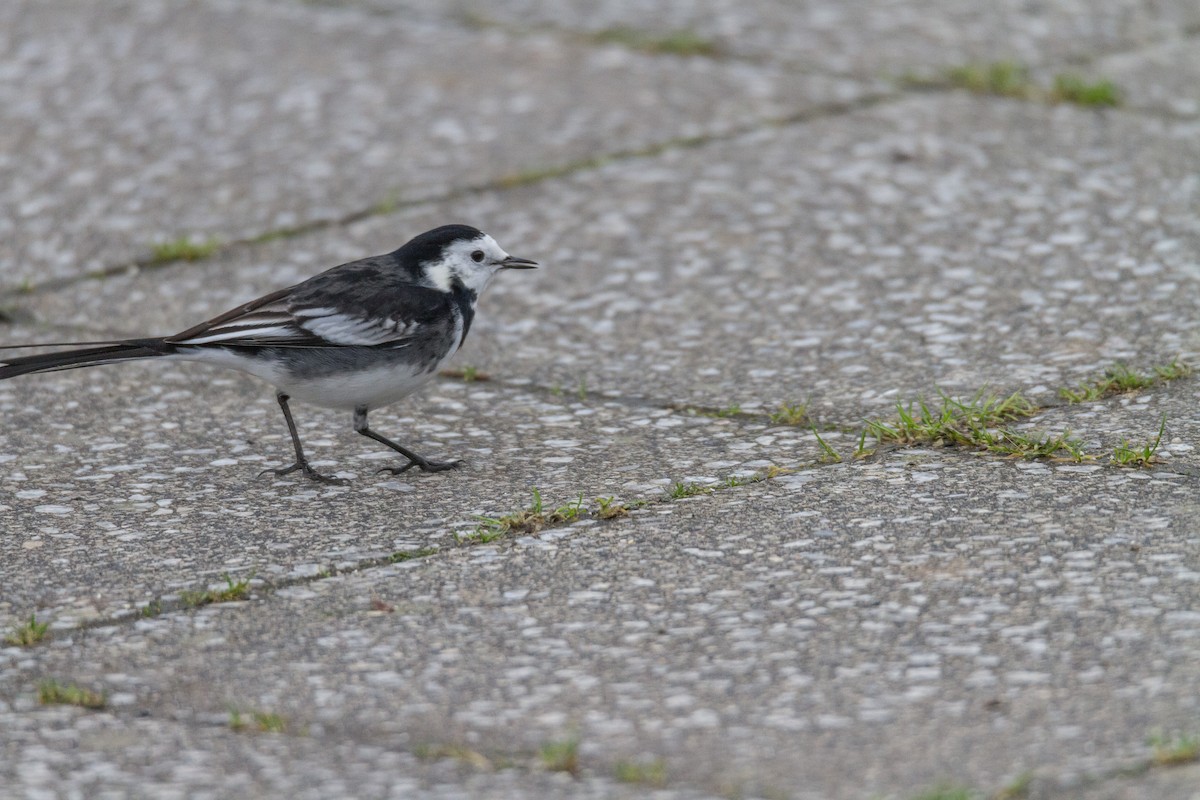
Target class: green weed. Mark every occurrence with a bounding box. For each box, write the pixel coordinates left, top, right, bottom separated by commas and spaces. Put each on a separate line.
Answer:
151, 236, 219, 263
665, 481, 712, 499
389, 548, 438, 563
769, 402, 809, 426
589, 27, 719, 57
540, 736, 581, 775
179, 572, 254, 608
1051, 74, 1120, 106
38, 680, 106, 709
229, 708, 288, 733
1149, 731, 1200, 766
615, 758, 668, 787
1112, 415, 1167, 467
4, 615, 49, 647
945, 62, 1033, 98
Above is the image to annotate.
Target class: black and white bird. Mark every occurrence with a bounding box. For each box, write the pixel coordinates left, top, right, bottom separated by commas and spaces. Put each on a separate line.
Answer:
0, 224, 536, 483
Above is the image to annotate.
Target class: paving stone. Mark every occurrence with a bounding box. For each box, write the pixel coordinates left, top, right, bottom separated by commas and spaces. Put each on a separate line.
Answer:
5, 1, 1200, 798
20, 93, 1199, 421
0, 708, 719, 800
3, 450, 1198, 798
406, 0, 1200, 74
0, 0, 864, 291
0, 369, 831, 629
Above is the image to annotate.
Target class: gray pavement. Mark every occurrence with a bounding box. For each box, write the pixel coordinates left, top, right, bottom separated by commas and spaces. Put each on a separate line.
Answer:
2, 1, 1200, 798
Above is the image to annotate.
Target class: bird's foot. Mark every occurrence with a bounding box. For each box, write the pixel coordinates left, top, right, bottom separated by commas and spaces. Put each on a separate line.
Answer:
260, 461, 347, 485
376, 457, 462, 476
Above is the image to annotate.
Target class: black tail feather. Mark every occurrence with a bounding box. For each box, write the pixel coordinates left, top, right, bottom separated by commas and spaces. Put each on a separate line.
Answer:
0, 339, 172, 380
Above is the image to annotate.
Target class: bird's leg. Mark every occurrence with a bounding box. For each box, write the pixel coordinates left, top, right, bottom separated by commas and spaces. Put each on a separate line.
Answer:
354, 406, 461, 475
259, 392, 345, 484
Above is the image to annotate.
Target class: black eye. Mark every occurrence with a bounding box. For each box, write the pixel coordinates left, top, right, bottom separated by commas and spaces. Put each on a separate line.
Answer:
471, 250, 485, 263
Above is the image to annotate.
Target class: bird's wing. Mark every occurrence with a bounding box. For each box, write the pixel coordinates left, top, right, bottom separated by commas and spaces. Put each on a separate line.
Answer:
166, 272, 450, 349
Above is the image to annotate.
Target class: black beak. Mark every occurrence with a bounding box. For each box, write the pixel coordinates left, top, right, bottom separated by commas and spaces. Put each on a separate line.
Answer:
500, 255, 538, 270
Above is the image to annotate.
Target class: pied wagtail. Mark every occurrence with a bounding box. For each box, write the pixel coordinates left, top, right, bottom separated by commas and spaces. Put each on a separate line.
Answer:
0, 224, 537, 483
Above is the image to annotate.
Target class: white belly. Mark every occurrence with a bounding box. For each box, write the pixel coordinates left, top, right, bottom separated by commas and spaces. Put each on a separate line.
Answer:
171, 348, 449, 410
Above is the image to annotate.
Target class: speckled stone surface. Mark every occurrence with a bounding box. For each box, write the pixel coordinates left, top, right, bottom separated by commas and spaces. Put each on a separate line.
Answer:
0, 373, 830, 628
3, 453, 1199, 798
3, 0, 1200, 798
361, 0, 1200, 74
0, 0, 864, 292
16, 94, 1200, 419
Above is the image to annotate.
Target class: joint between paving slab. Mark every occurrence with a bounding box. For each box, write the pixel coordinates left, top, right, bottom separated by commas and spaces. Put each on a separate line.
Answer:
0, 90, 899, 303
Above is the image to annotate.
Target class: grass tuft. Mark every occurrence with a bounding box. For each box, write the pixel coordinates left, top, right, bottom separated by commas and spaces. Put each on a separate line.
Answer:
1051, 74, 1120, 106
992, 772, 1034, 800
1149, 731, 1200, 766
666, 481, 713, 499
5, 614, 49, 647
938, 62, 1121, 108
540, 736, 581, 775
615, 758, 668, 787
1060, 361, 1188, 403
150, 236, 220, 263
769, 402, 809, 426
461, 489, 587, 544
812, 428, 842, 463
179, 572, 254, 608
38, 680, 106, 709
861, 390, 1086, 461
910, 786, 978, 800
946, 62, 1032, 98
1112, 415, 1167, 468
229, 707, 288, 734
388, 547, 437, 563
590, 27, 720, 57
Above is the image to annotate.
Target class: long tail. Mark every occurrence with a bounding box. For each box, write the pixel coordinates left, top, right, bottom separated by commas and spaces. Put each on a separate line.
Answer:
0, 338, 173, 380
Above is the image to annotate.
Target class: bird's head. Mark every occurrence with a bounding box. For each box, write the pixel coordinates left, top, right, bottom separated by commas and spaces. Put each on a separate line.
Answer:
400, 224, 537, 296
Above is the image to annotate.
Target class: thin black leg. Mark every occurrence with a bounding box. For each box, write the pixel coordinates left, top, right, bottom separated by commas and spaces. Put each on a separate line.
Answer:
259, 393, 344, 484
354, 406, 461, 475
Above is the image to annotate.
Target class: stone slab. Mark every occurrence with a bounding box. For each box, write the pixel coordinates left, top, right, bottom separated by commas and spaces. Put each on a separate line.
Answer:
397, 0, 1200, 75
15, 94, 1200, 422
0, 368, 831, 630
0, 0, 864, 291
3, 448, 1198, 798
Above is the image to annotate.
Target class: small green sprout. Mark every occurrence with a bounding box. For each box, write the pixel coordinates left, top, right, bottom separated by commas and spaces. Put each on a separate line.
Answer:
1112, 415, 1167, 467
38, 680, 106, 709
179, 572, 254, 608
389, 547, 437, 563
540, 736, 581, 775
945, 62, 1032, 98
151, 236, 220, 263
769, 402, 809, 425
230, 707, 288, 733
615, 758, 668, 787
589, 27, 720, 57
1051, 74, 1120, 107
666, 481, 712, 499
812, 428, 842, 463
1149, 730, 1200, 766
4, 615, 49, 647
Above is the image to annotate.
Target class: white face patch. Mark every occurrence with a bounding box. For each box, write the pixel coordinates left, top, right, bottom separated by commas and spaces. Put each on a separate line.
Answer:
427, 234, 510, 295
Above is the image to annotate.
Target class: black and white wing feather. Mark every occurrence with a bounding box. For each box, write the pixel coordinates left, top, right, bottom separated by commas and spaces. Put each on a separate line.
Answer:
166, 255, 453, 350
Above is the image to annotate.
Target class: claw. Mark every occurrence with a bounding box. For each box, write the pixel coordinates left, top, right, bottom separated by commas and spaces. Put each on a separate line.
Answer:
260, 462, 346, 485
376, 458, 462, 476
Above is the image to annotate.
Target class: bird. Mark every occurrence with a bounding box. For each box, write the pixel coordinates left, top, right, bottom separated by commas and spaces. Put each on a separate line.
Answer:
0, 224, 537, 483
